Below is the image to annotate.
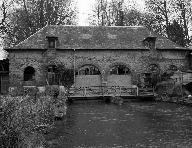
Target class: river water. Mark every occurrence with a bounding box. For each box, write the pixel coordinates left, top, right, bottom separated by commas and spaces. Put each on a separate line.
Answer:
46, 101, 192, 148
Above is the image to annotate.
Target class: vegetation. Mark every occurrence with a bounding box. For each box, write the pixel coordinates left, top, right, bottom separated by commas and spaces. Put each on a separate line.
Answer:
0, 95, 53, 147
44, 63, 74, 90
0, 85, 67, 148
53, 64, 74, 90
145, 0, 191, 47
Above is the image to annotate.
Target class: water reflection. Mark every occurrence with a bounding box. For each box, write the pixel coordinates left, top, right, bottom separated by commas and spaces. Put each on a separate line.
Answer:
46, 101, 192, 148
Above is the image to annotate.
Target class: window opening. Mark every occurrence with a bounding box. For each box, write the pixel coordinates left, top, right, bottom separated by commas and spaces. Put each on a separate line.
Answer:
110, 65, 130, 75
77, 65, 100, 75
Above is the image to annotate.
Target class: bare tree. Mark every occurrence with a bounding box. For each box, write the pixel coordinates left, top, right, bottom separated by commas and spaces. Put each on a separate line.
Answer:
90, 0, 156, 28
90, 0, 125, 26
145, 0, 173, 37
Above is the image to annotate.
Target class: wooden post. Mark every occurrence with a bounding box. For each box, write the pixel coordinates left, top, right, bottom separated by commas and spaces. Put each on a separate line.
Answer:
102, 85, 104, 97
0, 75, 2, 94
136, 86, 139, 96
181, 71, 183, 98
73, 49, 76, 87
84, 87, 87, 97
119, 86, 121, 96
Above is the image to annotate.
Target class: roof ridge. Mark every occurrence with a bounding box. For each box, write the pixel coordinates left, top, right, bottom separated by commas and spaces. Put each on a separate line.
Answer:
48, 25, 145, 28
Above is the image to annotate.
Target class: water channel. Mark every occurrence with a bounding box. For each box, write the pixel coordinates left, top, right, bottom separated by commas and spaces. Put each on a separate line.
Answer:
46, 100, 192, 148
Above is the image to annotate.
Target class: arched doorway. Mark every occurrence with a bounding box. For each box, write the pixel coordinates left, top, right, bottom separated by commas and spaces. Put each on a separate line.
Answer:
107, 64, 132, 87
24, 66, 35, 81
75, 64, 101, 87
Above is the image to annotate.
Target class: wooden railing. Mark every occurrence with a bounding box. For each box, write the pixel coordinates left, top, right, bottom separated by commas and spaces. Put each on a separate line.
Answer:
138, 88, 154, 96
103, 86, 138, 96
69, 86, 102, 97
69, 86, 155, 97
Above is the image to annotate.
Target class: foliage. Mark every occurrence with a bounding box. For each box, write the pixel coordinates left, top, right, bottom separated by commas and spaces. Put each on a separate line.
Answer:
167, 20, 186, 47
172, 0, 191, 45
161, 71, 174, 81
145, 0, 192, 46
54, 64, 74, 89
60, 69, 74, 89
44, 62, 74, 90
0, 95, 55, 148
123, 9, 155, 27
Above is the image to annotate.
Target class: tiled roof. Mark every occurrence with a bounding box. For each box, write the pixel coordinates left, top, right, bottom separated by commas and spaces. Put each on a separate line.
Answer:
6, 25, 189, 50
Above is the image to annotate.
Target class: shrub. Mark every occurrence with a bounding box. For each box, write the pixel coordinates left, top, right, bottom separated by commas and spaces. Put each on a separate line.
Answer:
0, 95, 55, 148
45, 86, 59, 98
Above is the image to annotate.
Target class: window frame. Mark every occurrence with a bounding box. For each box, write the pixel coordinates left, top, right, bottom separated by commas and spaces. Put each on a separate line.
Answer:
46, 36, 58, 49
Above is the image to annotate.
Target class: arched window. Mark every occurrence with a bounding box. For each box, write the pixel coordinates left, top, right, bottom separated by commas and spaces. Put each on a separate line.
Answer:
148, 64, 159, 73
24, 66, 35, 81
110, 65, 130, 75
77, 65, 101, 75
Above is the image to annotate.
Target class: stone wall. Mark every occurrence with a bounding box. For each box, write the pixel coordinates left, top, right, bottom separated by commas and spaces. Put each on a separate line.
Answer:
55, 49, 187, 78
9, 50, 45, 86
8, 49, 188, 87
